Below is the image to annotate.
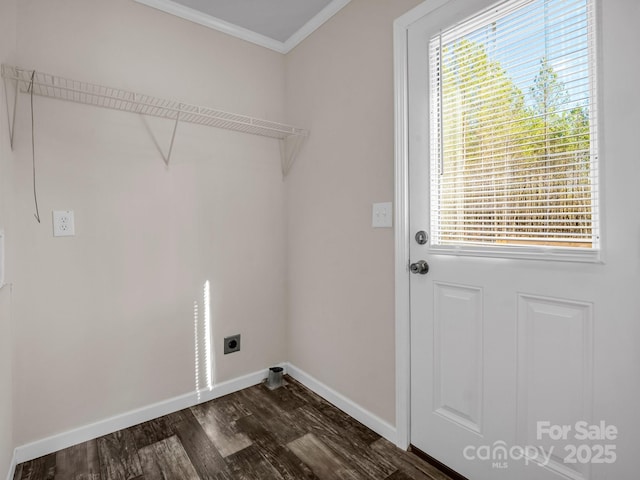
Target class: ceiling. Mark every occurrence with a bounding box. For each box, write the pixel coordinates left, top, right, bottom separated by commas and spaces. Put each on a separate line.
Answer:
133, 0, 352, 54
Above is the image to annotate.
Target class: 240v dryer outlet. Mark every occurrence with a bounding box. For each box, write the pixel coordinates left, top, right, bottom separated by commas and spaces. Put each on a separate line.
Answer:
224, 334, 241, 354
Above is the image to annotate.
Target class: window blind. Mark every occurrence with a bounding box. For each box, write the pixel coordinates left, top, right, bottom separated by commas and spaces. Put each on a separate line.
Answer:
429, 0, 598, 251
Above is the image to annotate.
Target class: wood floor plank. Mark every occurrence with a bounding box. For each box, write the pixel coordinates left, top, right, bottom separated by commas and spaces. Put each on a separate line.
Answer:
55, 442, 89, 480
385, 471, 416, 480
284, 377, 380, 445
234, 386, 306, 445
44, 454, 57, 480
12, 463, 22, 480
287, 433, 362, 480
138, 435, 200, 480
130, 416, 175, 450
235, 413, 319, 480
205, 394, 252, 421
190, 398, 253, 458
371, 439, 452, 480
87, 439, 100, 479
315, 400, 381, 446
173, 408, 232, 480
18, 454, 56, 480
287, 377, 380, 445
260, 380, 307, 412
97, 430, 143, 480
293, 405, 396, 479
162, 409, 191, 427
224, 444, 285, 480
282, 377, 327, 408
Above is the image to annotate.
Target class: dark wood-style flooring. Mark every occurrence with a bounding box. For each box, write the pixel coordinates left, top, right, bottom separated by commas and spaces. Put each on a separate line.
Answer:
13, 376, 452, 480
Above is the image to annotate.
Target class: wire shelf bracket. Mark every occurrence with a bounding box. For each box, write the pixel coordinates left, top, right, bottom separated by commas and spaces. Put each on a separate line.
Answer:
1, 64, 309, 174
280, 135, 306, 178
2, 68, 19, 150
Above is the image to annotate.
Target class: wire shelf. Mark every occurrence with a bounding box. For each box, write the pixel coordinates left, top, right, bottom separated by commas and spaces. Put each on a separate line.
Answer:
1, 64, 309, 140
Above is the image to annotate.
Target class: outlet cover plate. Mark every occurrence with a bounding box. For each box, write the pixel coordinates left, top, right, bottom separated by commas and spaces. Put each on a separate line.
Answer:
372, 202, 393, 228
53, 211, 75, 237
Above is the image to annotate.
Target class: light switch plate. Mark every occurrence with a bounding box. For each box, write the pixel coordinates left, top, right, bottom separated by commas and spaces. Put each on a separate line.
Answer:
372, 202, 393, 228
53, 211, 75, 237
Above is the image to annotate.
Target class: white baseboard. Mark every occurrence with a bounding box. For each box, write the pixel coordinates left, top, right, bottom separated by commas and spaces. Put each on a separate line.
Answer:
13, 366, 275, 464
285, 363, 397, 444
12, 361, 396, 465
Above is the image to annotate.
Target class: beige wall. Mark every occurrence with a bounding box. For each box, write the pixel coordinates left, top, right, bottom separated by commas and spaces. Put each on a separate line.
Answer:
5, 0, 422, 454
0, 0, 17, 475
284, 0, 421, 425
11, 0, 287, 445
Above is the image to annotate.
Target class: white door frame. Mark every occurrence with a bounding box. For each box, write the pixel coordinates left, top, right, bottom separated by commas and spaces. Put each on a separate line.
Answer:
393, 0, 461, 450
392, 10, 411, 452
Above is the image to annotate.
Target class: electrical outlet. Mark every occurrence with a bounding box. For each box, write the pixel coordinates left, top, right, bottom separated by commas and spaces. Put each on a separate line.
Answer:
53, 211, 75, 237
224, 334, 241, 354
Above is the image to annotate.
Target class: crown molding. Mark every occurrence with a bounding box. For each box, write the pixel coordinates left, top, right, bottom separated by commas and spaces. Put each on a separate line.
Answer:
134, 0, 352, 54
134, 0, 286, 52
283, 0, 351, 53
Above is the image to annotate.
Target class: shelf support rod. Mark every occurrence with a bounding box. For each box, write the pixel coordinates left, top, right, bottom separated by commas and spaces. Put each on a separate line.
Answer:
165, 107, 181, 166
279, 134, 306, 178
2, 73, 19, 150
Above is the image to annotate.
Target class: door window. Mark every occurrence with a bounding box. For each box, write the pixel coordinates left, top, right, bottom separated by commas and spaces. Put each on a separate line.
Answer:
429, 0, 599, 261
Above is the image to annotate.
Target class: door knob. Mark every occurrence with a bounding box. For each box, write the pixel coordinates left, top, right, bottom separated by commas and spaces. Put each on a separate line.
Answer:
410, 260, 429, 275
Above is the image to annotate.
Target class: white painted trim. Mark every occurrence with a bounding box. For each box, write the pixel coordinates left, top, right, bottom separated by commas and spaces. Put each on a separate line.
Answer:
13, 367, 274, 464
133, 0, 286, 52
393, 12, 411, 452
11, 362, 394, 466
395, 0, 454, 28
282, 0, 352, 53
133, 0, 351, 54
285, 363, 397, 444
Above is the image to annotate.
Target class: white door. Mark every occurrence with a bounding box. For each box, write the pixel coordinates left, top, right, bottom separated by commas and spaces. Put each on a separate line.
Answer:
404, 0, 640, 479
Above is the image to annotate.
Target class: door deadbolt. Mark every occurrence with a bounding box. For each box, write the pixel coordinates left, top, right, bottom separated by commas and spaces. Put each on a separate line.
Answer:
415, 231, 428, 245
410, 260, 429, 275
